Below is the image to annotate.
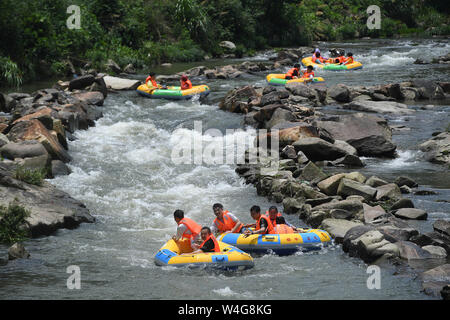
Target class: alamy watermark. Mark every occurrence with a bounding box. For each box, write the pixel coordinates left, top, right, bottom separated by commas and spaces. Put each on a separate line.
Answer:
367, 5, 381, 30
366, 265, 381, 290
66, 5, 81, 30
67, 265, 81, 289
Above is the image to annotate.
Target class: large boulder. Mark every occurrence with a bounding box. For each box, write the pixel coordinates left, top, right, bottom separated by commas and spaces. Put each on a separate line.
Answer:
299, 161, 327, 182
292, 137, 348, 161
419, 132, 450, 165
375, 183, 402, 201
337, 178, 377, 201
285, 83, 317, 99
393, 208, 427, 220
258, 122, 320, 149
6, 119, 71, 163
72, 91, 105, 106
411, 79, 445, 100
320, 218, 363, 243
219, 41, 236, 51
343, 101, 413, 115
433, 220, 450, 237
420, 264, 450, 298
317, 173, 347, 196
396, 241, 433, 260
8, 243, 30, 260
314, 113, 396, 157
328, 84, 350, 103
363, 203, 387, 223
312, 199, 364, 216
0, 141, 49, 160
103, 76, 140, 90
68, 74, 95, 91
219, 85, 258, 113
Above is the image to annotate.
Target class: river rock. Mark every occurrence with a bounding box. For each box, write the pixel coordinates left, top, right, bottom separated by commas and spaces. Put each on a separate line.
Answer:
343, 100, 413, 115
105, 59, 121, 74
396, 240, 433, 260
219, 41, 236, 51
265, 108, 296, 129
317, 173, 347, 196
299, 161, 327, 182
411, 79, 445, 100
314, 113, 396, 157
422, 245, 447, 258
8, 243, 30, 260
68, 74, 95, 91
375, 183, 402, 201
282, 197, 304, 215
0, 163, 95, 237
333, 140, 358, 156
353, 230, 397, 262
433, 220, 450, 237
328, 84, 350, 103
419, 264, 450, 297
259, 123, 320, 149
292, 137, 348, 161
320, 218, 363, 243
394, 176, 418, 188
419, 132, 450, 165
51, 160, 71, 177
0, 141, 49, 160
285, 83, 317, 99
363, 203, 386, 223
365, 176, 388, 188
393, 208, 427, 220
103, 76, 140, 90
219, 85, 258, 113
7, 119, 71, 163
72, 91, 105, 106
390, 198, 415, 210
337, 178, 377, 201
330, 209, 353, 220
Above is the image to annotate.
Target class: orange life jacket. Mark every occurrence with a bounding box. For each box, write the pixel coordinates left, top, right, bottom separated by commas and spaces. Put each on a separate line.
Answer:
274, 224, 295, 234
214, 210, 242, 233
343, 56, 354, 64
256, 214, 275, 234
285, 68, 299, 78
312, 55, 324, 63
146, 76, 158, 87
178, 217, 201, 239
199, 234, 221, 252
181, 79, 192, 90
338, 56, 346, 63
266, 211, 282, 226
302, 71, 315, 79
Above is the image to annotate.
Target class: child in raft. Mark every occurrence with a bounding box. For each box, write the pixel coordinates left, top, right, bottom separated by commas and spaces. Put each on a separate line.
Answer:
180, 74, 193, 90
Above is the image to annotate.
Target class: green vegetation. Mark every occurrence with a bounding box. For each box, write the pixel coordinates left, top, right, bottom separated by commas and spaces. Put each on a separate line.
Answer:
0, 0, 448, 86
14, 166, 48, 186
0, 201, 30, 244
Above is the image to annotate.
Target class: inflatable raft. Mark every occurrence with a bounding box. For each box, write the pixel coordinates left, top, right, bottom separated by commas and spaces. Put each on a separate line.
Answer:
136, 83, 210, 100
217, 229, 332, 255
266, 74, 325, 86
154, 238, 254, 270
301, 57, 363, 71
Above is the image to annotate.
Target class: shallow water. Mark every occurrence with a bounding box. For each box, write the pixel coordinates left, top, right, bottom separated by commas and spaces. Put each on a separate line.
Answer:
1, 38, 449, 300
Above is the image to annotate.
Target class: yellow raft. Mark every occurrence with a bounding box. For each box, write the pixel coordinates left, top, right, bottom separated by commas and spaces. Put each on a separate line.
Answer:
154, 238, 254, 270
301, 56, 363, 71
266, 74, 325, 86
217, 229, 332, 256
136, 83, 210, 100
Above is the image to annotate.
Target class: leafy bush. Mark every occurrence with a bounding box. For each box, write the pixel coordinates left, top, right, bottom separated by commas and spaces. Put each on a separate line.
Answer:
0, 56, 22, 87
14, 166, 48, 186
0, 202, 30, 244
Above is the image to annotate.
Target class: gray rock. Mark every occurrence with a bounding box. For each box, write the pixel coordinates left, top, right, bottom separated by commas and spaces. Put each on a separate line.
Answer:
396, 241, 433, 260
330, 154, 364, 167
333, 140, 358, 156
328, 84, 350, 103
299, 161, 327, 182
282, 197, 304, 215
390, 198, 414, 211
293, 137, 348, 161
363, 203, 386, 223
419, 132, 450, 165
394, 176, 418, 188
8, 243, 30, 260
375, 183, 402, 201
69, 74, 95, 91
433, 220, 450, 237
400, 185, 412, 194
317, 173, 347, 196
266, 108, 296, 129
376, 225, 418, 243
330, 209, 353, 220
393, 208, 427, 220
320, 218, 363, 243
285, 83, 317, 99
103, 76, 140, 90
0, 141, 49, 160
422, 245, 447, 258
343, 100, 413, 115
366, 176, 389, 188
51, 160, 71, 177
420, 264, 450, 297
337, 178, 377, 201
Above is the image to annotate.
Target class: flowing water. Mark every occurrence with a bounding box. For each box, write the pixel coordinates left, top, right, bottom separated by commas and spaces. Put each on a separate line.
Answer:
1, 38, 449, 300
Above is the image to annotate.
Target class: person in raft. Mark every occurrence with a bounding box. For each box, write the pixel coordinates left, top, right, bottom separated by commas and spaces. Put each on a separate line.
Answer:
312, 49, 327, 64
191, 226, 221, 253
285, 63, 301, 79
342, 52, 354, 65
273, 216, 295, 234
172, 209, 202, 249
180, 74, 193, 90
301, 65, 315, 80
266, 206, 302, 232
243, 205, 275, 237
210, 203, 245, 235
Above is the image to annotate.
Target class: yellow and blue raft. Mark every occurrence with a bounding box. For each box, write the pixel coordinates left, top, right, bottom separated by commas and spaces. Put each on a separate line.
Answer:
217, 229, 332, 255
266, 73, 325, 86
301, 56, 363, 71
136, 83, 210, 100
154, 238, 254, 270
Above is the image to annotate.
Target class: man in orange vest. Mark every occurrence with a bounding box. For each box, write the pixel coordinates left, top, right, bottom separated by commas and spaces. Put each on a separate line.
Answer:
342, 52, 354, 65
266, 206, 301, 231
192, 226, 221, 253
211, 203, 244, 234
285, 63, 301, 80
301, 65, 315, 80
274, 216, 295, 234
243, 205, 275, 237
172, 209, 202, 249
180, 74, 193, 90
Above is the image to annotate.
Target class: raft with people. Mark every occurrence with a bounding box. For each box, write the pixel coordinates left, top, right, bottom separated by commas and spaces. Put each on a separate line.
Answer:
136, 83, 210, 100
302, 56, 363, 70
217, 228, 332, 255
154, 238, 254, 270
266, 73, 325, 86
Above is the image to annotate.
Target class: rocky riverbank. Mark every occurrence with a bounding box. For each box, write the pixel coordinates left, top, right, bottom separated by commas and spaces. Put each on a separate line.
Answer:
0, 74, 127, 255
219, 78, 450, 299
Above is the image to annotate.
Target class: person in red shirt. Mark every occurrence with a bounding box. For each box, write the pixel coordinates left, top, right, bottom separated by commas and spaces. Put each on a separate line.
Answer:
180, 75, 193, 90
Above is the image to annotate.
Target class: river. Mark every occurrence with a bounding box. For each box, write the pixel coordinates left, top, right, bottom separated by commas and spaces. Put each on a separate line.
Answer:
0, 38, 449, 300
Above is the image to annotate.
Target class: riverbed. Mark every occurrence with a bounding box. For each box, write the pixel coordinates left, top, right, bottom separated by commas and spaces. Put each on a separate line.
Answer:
0, 38, 449, 300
